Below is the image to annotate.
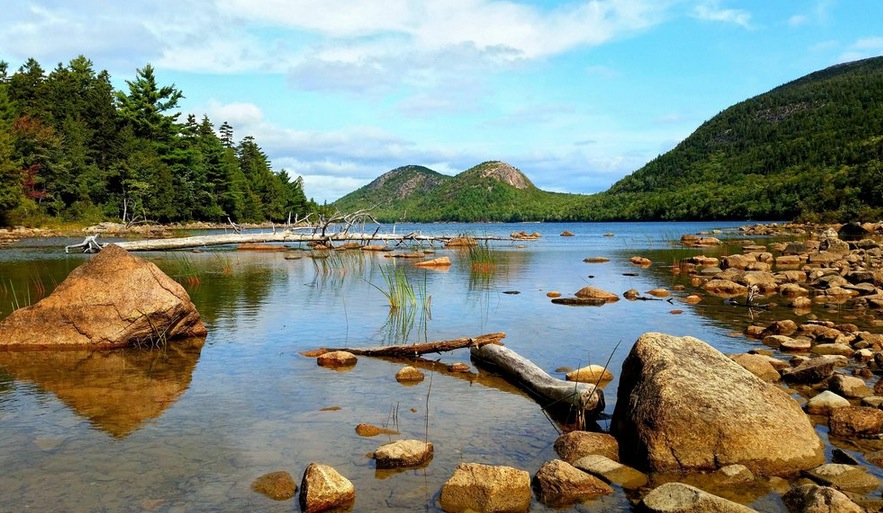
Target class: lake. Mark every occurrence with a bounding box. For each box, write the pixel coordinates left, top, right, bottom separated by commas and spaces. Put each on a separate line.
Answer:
0, 221, 876, 512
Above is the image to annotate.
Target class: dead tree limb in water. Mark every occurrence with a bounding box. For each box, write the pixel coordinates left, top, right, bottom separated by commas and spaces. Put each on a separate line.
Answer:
103, 232, 512, 251
470, 343, 605, 422
302, 332, 505, 357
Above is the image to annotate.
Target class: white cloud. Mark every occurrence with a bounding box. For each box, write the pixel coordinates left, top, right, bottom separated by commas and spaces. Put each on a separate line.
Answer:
788, 14, 808, 27
692, 1, 751, 28
839, 37, 883, 63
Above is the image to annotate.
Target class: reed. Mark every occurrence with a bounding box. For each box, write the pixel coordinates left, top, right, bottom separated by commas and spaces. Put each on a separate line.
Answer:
372, 265, 416, 310
468, 241, 499, 273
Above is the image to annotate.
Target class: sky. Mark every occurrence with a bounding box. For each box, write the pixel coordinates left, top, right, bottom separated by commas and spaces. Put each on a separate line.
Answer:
2, 1, 882, 204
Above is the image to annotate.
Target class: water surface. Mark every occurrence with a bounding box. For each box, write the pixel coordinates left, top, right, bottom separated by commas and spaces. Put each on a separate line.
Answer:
0, 222, 878, 512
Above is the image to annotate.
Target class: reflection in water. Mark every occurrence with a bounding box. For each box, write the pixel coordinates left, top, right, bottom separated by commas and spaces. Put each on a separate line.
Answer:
0, 339, 203, 438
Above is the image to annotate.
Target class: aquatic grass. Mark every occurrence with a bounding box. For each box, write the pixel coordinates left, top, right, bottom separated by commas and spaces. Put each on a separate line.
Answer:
212, 253, 234, 276
170, 254, 201, 287
132, 310, 175, 351
370, 266, 433, 344
371, 265, 416, 310
468, 241, 499, 274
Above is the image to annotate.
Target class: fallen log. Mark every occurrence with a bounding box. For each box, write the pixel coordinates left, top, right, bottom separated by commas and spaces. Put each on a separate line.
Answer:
89, 231, 515, 252
470, 344, 605, 422
301, 332, 506, 358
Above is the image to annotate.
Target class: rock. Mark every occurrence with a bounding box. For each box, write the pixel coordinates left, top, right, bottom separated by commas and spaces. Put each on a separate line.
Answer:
629, 256, 652, 266
776, 255, 805, 267
803, 464, 880, 492
532, 459, 612, 507
354, 423, 398, 437
640, 482, 759, 513
762, 319, 799, 337
611, 332, 825, 475
0, 244, 206, 349
730, 353, 780, 382
647, 288, 670, 298
623, 288, 641, 300
299, 463, 355, 513
828, 374, 872, 398
545, 291, 561, 298
395, 366, 424, 383
782, 483, 863, 513
448, 362, 470, 372
438, 463, 530, 513
560, 231, 574, 236
684, 295, 702, 304
317, 351, 357, 368
373, 439, 433, 468
571, 454, 648, 489
713, 464, 755, 485
783, 357, 836, 384
821, 237, 852, 256
583, 257, 609, 263
722, 254, 757, 270
780, 283, 809, 297
553, 431, 619, 463
565, 365, 613, 383
252, 471, 297, 501
780, 336, 813, 352
413, 256, 451, 267
805, 391, 850, 416
574, 286, 619, 302
812, 344, 855, 358
829, 406, 883, 438
792, 297, 813, 309
703, 279, 748, 296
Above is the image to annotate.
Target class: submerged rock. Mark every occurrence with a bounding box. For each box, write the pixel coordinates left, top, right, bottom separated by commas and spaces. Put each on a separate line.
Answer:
611, 332, 825, 475
252, 471, 297, 501
0, 244, 206, 349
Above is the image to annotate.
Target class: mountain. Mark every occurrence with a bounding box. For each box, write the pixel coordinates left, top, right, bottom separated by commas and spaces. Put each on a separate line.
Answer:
583, 56, 883, 221
333, 57, 883, 222
332, 161, 578, 222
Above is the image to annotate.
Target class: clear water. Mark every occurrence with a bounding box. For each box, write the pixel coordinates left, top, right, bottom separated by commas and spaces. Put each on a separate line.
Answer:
0, 222, 879, 512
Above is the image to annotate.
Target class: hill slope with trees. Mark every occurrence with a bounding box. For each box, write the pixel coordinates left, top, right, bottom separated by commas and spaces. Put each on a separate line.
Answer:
581, 56, 883, 221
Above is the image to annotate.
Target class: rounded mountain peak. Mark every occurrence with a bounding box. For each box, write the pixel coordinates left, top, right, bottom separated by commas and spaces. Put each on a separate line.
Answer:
465, 161, 534, 190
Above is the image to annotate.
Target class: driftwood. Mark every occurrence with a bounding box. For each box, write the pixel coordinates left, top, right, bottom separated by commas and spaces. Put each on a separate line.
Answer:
302, 332, 506, 357
65, 234, 105, 253
86, 231, 515, 252
470, 344, 605, 421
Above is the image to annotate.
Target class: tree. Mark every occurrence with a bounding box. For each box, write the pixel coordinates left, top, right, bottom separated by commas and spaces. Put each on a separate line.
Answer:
0, 71, 21, 217
115, 64, 183, 141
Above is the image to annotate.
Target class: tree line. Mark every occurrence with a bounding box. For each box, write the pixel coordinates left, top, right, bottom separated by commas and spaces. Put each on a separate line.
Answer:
0, 55, 317, 227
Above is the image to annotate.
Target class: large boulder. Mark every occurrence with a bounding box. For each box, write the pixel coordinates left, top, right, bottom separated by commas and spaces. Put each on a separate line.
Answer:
0, 244, 206, 349
610, 333, 825, 475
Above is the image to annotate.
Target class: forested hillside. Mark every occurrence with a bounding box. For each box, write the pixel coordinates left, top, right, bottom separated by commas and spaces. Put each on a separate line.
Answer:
582, 56, 883, 221
0, 56, 314, 226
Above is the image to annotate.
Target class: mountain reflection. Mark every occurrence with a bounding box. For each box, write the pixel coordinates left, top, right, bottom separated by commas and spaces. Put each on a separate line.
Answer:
0, 339, 203, 438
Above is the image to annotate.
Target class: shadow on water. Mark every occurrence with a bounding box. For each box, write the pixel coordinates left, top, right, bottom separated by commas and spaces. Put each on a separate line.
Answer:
0, 339, 203, 438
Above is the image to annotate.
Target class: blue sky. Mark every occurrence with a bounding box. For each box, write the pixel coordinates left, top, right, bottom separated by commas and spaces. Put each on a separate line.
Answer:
3, 1, 882, 203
